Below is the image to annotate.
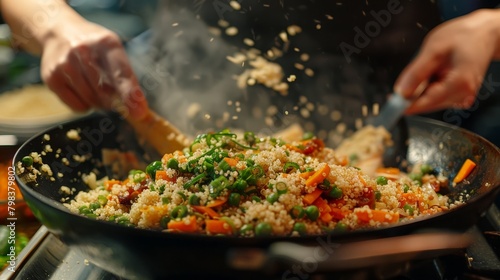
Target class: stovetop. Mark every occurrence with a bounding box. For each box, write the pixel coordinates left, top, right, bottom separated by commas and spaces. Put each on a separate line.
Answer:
2, 204, 499, 280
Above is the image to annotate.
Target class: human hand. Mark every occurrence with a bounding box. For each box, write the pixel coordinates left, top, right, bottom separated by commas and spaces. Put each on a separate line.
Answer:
40, 16, 148, 119
394, 9, 500, 114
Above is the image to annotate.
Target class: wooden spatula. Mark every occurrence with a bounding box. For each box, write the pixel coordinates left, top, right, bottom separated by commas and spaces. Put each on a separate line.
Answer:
125, 109, 190, 156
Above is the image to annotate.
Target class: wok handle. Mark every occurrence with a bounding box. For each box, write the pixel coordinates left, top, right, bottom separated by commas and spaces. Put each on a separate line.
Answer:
227, 232, 471, 274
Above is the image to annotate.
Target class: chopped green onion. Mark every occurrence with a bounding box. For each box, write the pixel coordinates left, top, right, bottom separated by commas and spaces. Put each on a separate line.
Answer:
228, 193, 241, 206
232, 179, 248, 193
209, 176, 229, 197
160, 216, 170, 228
170, 205, 188, 219
167, 158, 179, 169
188, 194, 200, 205
266, 193, 279, 204
146, 161, 162, 180
244, 131, 256, 146
183, 173, 207, 189
283, 162, 300, 173
275, 181, 288, 195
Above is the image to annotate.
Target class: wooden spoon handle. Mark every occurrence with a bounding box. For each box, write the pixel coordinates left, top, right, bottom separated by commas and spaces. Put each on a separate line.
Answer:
125, 109, 189, 155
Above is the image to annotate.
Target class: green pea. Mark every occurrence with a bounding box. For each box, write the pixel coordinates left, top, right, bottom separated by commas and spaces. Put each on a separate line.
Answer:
403, 204, 415, 215
170, 205, 188, 219
409, 172, 422, 183
85, 213, 98, 219
78, 205, 92, 215
160, 216, 170, 228
251, 195, 261, 202
239, 224, 254, 235
161, 197, 170, 205
117, 216, 131, 226
188, 194, 200, 205
266, 193, 279, 204
89, 202, 101, 211
290, 205, 305, 219
255, 222, 272, 237
244, 131, 256, 145
21, 156, 33, 167
232, 179, 248, 193
305, 205, 320, 221
420, 164, 433, 175
97, 194, 108, 205
228, 193, 241, 206
334, 222, 348, 232
403, 184, 410, 193
167, 158, 179, 170
293, 222, 307, 236
146, 161, 163, 179
375, 190, 382, 201
130, 170, 146, 183
376, 176, 388, 185
302, 132, 314, 140
327, 186, 343, 199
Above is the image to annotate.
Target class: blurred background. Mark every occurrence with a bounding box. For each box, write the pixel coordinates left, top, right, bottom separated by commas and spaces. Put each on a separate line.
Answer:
1, 0, 499, 148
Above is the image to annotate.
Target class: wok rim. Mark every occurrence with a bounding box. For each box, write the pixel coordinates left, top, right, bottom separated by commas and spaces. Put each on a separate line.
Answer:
13, 113, 500, 244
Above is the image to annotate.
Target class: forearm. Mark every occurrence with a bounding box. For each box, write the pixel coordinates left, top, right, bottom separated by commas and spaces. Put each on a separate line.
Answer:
0, 0, 85, 55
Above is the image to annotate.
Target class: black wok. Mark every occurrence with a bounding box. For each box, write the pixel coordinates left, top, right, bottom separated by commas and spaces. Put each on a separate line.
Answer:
14, 112, 500, 279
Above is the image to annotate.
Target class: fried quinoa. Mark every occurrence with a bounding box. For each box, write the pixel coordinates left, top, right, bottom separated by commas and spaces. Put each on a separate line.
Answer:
62, 129, 455, 237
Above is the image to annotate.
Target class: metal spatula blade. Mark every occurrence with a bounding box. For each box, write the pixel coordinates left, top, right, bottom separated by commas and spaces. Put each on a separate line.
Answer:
371, 93, 411, 130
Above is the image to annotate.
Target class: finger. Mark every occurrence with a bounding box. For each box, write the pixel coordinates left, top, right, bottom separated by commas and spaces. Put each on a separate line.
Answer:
394, 47, 445, 99
405, 71, 477, 114
76, 45, 116, 108
46, 80, 90, 112
63, 53, 105, 108
102, 47, 148, 119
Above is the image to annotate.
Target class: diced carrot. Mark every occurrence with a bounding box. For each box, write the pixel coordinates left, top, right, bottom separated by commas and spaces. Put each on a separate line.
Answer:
305, 164, 331, 188
303, 189, 323, 205
398, 193, 417, 207
313, 197, 331, 214
205, 219, 233, 235
191, 205, 220, 218
330, 207, 351, 220
299, 171, 316, 179
167, 216, 198, 232
161, 153, 174, 164
320, 212, 333, 223
155, 170, 176, 182
453, 159, 476, 183
104, 179, 122, 190
355, 209, 399, 224
223, 157, 239, 167
375, 167, 400, 175
286, 139, 325, 155
206, 198, 227, 208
